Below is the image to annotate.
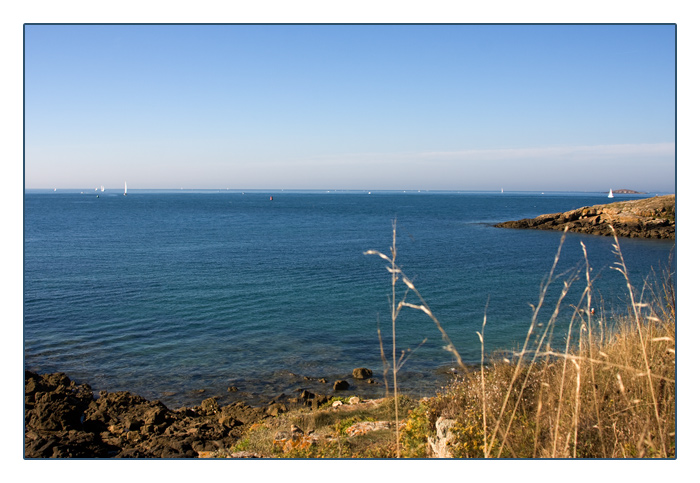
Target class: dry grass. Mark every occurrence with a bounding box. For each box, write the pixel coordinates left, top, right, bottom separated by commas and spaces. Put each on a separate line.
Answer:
369, 224, 676, 458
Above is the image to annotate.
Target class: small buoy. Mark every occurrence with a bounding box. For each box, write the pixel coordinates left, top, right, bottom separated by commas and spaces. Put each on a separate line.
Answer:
270, 196, 273, 201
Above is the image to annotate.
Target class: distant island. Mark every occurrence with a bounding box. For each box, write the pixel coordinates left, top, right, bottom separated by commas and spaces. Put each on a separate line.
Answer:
611, 189, 645, 194
495, 194, 675, 239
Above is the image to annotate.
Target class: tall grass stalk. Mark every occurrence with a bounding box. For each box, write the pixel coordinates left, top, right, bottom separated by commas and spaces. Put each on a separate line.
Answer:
581, 241, 606, 456
610, 228, 668, 457
476, 300, 489, 457
365, 220, 469, 457
377, 319, 390, 398
488, 227, 570, 457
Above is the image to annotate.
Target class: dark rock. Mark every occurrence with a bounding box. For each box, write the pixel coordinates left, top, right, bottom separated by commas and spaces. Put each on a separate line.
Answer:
352, 367, 373, 379
23, 371, 122, 458
24, 371, 270, 458
293, 389, 330, 409
333, 380, 350, 391
269, 393, 288, 403
311, 394, 329, 410
201, 397, 220, 415
29, 395, 85, 431
24, 371, 95, 433
266, 402, 288, 417
218, 412, 242, 429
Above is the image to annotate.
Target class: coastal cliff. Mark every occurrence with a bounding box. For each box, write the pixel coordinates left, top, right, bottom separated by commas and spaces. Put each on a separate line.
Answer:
495, 194, 675, 239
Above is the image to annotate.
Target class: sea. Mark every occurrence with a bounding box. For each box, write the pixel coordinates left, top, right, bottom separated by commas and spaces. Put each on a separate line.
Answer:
23, 189, 676, 408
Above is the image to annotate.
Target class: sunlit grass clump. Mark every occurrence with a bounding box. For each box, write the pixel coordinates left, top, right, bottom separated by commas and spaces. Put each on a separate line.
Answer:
401, 309, 675, 458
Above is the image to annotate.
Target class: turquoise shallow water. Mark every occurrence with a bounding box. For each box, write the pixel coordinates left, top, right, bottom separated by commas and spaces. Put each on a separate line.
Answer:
24, 190, 675, 407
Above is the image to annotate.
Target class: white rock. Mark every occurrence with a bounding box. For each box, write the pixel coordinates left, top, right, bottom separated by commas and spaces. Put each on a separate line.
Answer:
428, 417, 457, 458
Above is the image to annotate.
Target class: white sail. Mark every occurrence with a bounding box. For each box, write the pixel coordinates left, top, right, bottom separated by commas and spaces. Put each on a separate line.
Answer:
608, 189, 614, 198
124, 182, 127, 196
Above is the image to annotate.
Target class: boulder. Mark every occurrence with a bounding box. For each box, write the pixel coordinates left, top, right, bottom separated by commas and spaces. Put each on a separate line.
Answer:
201, 397, 220, 415
265, 402, 287, 417
352, 367, 373, 379
294, 389, 328, 409
333, 380, 350, 391
25, 371, 95, 433
299, 389, 316, 402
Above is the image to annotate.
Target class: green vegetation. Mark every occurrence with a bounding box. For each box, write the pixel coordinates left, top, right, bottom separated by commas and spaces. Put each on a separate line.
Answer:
227, 395, 416, 458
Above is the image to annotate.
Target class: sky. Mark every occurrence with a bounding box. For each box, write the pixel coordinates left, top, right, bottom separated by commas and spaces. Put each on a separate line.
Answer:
23, 23, 676, 192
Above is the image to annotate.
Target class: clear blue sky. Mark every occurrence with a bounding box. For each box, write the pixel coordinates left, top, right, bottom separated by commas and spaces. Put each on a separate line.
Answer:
24, 24, 676, 191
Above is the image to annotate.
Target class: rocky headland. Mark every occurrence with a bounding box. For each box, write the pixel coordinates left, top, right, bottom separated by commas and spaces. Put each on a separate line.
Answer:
495, 194, 675, 239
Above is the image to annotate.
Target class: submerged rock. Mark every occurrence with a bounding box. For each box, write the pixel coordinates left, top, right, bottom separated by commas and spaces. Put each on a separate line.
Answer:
333, 380, 350, 391
352, 367, 373, 379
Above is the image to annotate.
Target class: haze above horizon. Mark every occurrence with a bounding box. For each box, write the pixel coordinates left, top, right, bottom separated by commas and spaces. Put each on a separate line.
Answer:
24, 24, 676, 192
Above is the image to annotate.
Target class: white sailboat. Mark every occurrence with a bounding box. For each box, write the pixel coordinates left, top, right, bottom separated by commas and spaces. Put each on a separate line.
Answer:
608, 189, 614, 198
124, 182, 127, 196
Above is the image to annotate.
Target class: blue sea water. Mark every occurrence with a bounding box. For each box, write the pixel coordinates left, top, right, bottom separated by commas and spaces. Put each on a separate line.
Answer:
24, 190, 675, 408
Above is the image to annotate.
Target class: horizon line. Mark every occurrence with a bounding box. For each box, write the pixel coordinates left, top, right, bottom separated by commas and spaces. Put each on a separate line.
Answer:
25, 187, 675, 194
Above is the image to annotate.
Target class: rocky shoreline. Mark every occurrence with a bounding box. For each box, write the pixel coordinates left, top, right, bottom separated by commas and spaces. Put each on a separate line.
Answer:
24, 370, 379, 458
495, 194, 675, 239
